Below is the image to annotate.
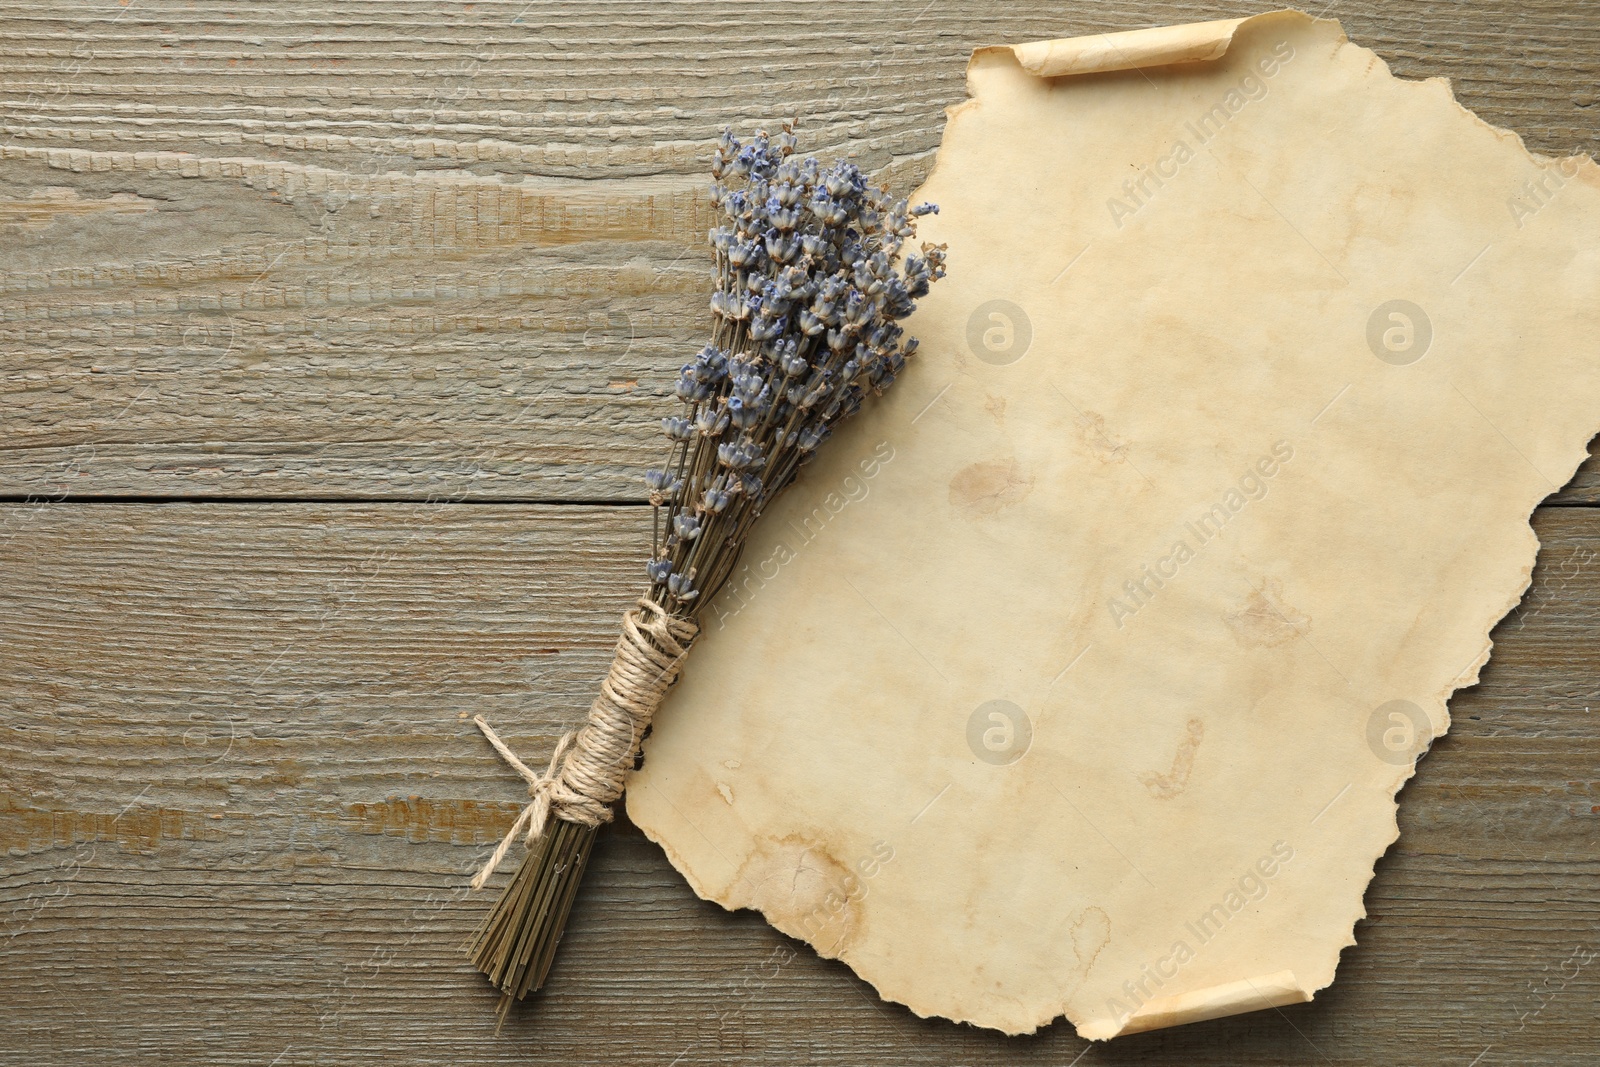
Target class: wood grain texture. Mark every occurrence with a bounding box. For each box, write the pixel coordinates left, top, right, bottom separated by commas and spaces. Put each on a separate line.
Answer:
2, 1, 1599, 1064
3, 0, 1599, 501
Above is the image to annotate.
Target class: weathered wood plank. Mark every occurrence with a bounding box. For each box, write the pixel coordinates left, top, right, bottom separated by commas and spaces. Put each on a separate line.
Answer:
2, 502, 1596, 1064
3, 0, 1598, 502
5, 0, 1600, 1062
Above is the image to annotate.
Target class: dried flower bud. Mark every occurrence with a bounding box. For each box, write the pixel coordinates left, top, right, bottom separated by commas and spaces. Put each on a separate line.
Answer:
800, 233, 830, 259
675, 370, 712, 402
693, 344, 729, 381
797, 424, 829, 452
823, 168, 856, 198
765, 231, 801, 262
695, 406, 730, 436
791, 370, 831, 410
716, 440, 763, 470
644, 468, 683, 505
810, 190, 848, 227
748, 314, 787, 342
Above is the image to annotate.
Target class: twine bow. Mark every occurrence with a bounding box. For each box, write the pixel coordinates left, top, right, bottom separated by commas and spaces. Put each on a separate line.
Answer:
470, 717, 574, 890
469, 598, 699, 891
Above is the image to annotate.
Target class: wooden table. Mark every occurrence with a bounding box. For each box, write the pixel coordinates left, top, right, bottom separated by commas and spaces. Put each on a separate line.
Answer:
3, 2, 1597, 1063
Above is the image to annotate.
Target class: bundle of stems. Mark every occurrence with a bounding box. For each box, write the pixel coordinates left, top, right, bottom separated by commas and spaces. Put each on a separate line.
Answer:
469, 122, 946, 1022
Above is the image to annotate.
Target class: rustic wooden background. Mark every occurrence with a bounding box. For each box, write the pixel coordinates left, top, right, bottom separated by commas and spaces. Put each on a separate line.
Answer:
2, 1, 1597, 1064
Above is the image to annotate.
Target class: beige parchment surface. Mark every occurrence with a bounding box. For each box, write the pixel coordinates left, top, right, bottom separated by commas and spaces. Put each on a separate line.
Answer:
627, 9, 1600, 1039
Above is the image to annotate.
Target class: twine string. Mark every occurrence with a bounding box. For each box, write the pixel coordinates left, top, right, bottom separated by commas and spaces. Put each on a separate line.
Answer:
469, 720, 570, 890
471, 598, 698, 889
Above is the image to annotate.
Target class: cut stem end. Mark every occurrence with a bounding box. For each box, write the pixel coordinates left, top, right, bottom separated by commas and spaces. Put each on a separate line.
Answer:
467, 817, 600, 1028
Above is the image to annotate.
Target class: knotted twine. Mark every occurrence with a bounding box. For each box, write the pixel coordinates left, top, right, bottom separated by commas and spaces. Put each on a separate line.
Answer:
471, 597, 699, 890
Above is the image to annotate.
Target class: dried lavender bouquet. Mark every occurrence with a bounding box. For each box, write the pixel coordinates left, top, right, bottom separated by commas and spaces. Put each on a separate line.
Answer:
468, 123, 946, 1020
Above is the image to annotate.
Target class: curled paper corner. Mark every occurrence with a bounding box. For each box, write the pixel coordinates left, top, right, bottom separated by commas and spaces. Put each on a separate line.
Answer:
978, 12, 1258, 80
987, 3, 1600, 196
1080, 970, 1313, 1040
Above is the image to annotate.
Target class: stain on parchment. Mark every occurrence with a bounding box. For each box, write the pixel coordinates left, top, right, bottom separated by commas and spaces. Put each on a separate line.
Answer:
1225, 579, 1311, 648
1070, 905, 1112, 975
1074, 410, 1131, 464
949, 459, 1033, 517
1139, 717, 1205, 800
730, 833, 862, 959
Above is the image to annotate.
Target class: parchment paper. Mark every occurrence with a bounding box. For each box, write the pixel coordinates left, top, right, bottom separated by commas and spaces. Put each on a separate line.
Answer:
627, 9, 1600, 1037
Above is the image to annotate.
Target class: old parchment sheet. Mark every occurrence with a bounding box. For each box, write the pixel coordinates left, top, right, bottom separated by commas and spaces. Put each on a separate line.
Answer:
628, 9, 1600, 1038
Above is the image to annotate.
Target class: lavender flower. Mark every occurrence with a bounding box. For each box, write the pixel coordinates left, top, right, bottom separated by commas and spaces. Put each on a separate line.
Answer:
646, 122, 947, 612
472, 121, 947, 1019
